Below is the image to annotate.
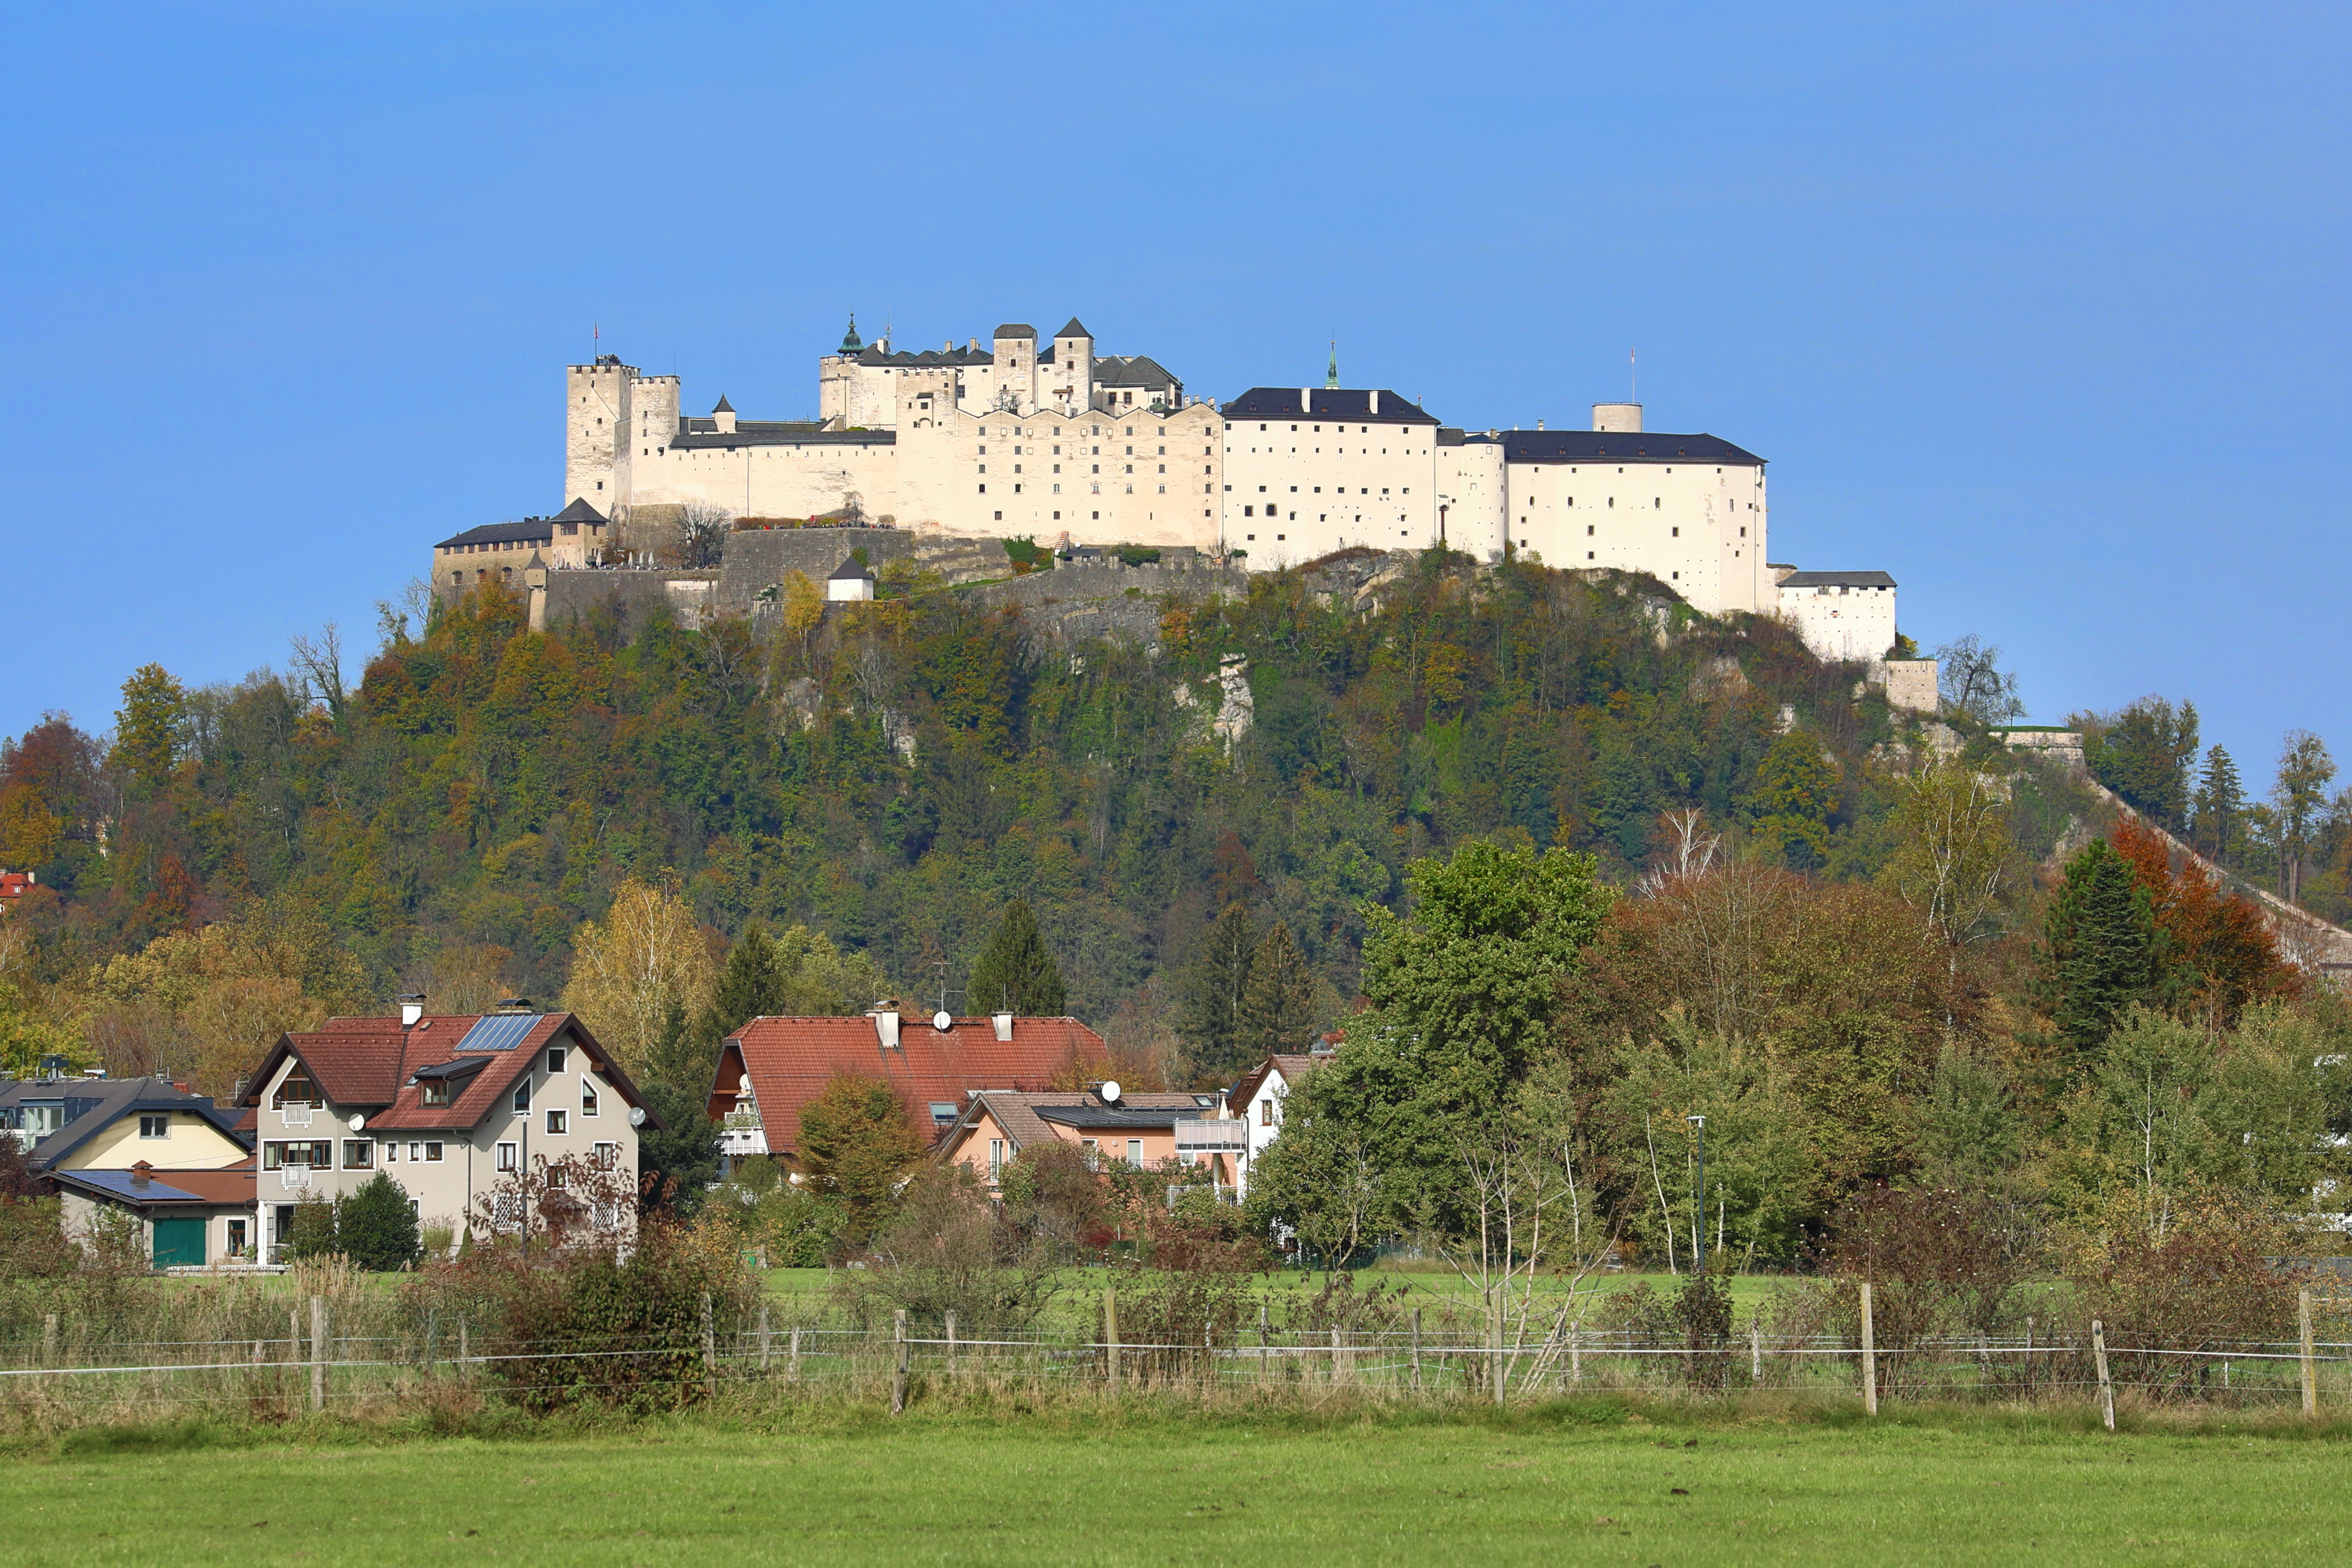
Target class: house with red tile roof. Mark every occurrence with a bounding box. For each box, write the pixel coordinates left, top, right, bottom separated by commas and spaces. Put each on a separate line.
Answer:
233, 1005, 659, 1260
705, 1006, 1110, 1171
0, 868, 35, 910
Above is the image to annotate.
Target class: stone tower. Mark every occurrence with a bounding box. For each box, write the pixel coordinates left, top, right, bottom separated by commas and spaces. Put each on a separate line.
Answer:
992, 323, 1037, 414
1051, 318, 1093, 413
565, 357, 637, 509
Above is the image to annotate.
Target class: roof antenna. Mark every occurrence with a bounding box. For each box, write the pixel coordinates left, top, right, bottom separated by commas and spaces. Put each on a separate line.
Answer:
1630, 347, 1637, 404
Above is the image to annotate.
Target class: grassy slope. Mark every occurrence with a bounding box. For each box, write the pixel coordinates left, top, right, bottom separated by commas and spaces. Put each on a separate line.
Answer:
9, 1410, 2345, 1566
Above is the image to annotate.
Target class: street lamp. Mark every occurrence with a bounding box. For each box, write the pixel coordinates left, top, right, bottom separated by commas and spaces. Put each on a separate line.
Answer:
1686, 1114, 1707, 1277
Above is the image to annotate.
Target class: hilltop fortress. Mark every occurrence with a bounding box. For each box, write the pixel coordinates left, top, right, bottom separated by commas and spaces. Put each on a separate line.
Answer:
436, 312, 1901, 663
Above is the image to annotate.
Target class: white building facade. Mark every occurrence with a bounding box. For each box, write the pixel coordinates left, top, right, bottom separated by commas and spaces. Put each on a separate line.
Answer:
1773, 568, 1898, 662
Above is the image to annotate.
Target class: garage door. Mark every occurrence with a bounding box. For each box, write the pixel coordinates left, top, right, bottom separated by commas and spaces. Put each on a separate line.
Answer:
152, 1217, 206, 1269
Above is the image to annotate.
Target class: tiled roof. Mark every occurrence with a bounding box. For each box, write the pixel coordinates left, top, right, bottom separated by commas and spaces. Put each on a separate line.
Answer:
1220, 388, 1439, 426
1227, 1053, 1329, 1115
712, 1015, 1109, 1159
957, 1090, 1204, 1152
1094, 354, 1179, 388
241, 1013, 655, 1135
7, 1077, 245, 1170
1055, 318, 1092, 340
551, 497, 608, 524
53, 1162, 256, 1207
435, 519, 556, 550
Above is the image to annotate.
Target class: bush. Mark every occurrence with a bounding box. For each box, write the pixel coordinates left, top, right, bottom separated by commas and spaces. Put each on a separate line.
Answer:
841, 1165, 1060, 1331
339, 1172, 423, 1271
281, 1195, 339, 1262
2063, 1195, 2307, 1401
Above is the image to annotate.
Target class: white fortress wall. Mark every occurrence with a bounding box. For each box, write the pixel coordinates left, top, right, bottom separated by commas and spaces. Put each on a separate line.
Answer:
1219, 388, 1443, 568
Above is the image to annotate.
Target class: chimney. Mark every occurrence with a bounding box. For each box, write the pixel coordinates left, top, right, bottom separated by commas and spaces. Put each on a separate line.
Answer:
1300, 388, 1311, 414
991, 1011, 1014, 1042
1369, 390, 1379, 414
398, 994, 425, 1029
1536, 418, 1545, 430
131, 1161, 152, 1189
869, 1003, 902, 1050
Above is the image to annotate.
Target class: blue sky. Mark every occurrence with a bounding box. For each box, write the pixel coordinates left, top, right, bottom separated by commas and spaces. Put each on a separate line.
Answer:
4, 1, 2343, 787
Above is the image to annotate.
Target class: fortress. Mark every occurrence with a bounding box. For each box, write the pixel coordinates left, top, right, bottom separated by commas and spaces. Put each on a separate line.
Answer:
438, 311, 1901, 658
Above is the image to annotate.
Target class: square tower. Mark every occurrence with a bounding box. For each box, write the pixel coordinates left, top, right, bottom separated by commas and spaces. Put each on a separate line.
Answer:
565, 357, 637, 509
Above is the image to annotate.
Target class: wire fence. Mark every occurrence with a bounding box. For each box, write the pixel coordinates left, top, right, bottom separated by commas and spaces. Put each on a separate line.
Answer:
3, 1286, 2349, 1428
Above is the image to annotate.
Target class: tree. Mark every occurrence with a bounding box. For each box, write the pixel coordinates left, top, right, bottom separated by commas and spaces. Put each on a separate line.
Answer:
2269, 730, 2336, 907
1882, 758, 2013, 950
2191, 745, 2246, 866
109, 663, 187, 795
282, 1195, 339, 1261
2086, 696, 2199, 832
636, 1000, 722, 1216
1742, 730, 1840, 870
967, 899, 1066, 1016
2109, 818, 2299, 1034
672, 502, 733, 569
1935, 634, 2025, 725
2038, 838, 2158, 1061
1175, 902, 1259, 1081
797, 1073, 924, 1244
1234, 921, 1319, 1063
560, 878, 716, 1080
287, 622, 349, 733
339, 1171, 422, 1270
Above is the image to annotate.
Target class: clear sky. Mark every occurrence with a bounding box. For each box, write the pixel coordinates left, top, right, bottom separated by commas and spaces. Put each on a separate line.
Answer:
5, 2, 2343, 789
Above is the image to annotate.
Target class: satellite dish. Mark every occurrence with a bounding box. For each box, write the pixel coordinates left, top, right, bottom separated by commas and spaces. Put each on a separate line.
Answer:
347, 1113, 365, 1133
1099, 1080, 1123, 1104
628, 1106, 647, 1127
932, 1009, 954, 1032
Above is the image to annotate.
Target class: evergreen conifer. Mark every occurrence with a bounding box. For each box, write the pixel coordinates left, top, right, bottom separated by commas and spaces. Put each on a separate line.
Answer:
337, 1171, 422, 1271
1176, 902, 1260, 1080
968, 899, 1066, 1015
2192, 745, 2245, 866
1235, 921, 1320, 1065
2039, 838, 2159, 1058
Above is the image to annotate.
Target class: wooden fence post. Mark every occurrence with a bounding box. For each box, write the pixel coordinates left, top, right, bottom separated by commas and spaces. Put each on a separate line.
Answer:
1492, 1304, 1506, 1409
2300, 1289, 2317, 1417
42, 1313, 58, 1368
1259, 1304, 1271, 1385
1750, 1319, 1762, 1384
1330, 1326, 1344, 1388
457, 1316, 468, 1378
946, 1310, 958, 1376
758, 1302, 773, 1373
2092, 1318, 2114, 1432
1858, 1283, 1877, 1416
891, 1310, 908, 1416
789, 1326, 802, 1382
309, 1295, 327, 1414
1569, 1317, 1581, 1387
701, 1292, 718, 1401
1104, 1287, 1121, 1392
1411, 1308, 1424, 1394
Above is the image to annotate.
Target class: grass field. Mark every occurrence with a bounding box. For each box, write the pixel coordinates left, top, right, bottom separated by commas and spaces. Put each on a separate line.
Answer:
8, 1403, 2348, 1566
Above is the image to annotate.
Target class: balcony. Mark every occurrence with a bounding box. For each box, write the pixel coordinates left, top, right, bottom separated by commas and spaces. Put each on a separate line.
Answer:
278, 1164, 311, 1190
1173, 1120, 1250, 1155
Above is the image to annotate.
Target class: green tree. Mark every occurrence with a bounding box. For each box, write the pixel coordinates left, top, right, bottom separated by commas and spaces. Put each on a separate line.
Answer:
281, 1195, 338, 1261
2038, 838, 2158, 1060
2087, 696, 2200, 832
1742, 730, 1840, 870
338, 1171, 422, 1270
2192, 745, 2246, 866
109, 663, 187, 795
1302, 838, 1614, 1232
798, 1073, 925, 1245
636, 999, 722, 1215
1234, 920, 1319, 1064
967, 899, 1066, 1015
1176, 901, 1259, 1081
2270, 730, 2336, 907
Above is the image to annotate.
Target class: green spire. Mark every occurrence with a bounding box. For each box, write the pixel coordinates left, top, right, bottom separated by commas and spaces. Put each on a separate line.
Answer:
840, 314, 864, 354
1325, 339, 1339, 390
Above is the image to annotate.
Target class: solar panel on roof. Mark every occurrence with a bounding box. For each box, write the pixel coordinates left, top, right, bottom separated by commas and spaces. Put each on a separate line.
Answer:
456, 1013, 540, 1052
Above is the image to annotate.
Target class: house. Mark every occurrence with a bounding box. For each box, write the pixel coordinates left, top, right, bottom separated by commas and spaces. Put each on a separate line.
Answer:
705, 1006, 1108, 1173
1223, 1044, 1336, 1200
938, 1085, 1238, 1197
0, 1073, 258, 1266
0, 868, 34, 910
826, 556, 876, 601
233, 1004, 658, 1261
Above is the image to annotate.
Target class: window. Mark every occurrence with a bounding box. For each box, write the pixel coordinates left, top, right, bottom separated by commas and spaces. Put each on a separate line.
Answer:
1260, 1098, 1275, 1127
546, 1046, 567, 1075
424, 1142, 444, 1163
989, 1138, 1005, 1178
139, 1113, 168, 1139
420, 1079, 451, 1107
342, 1140, 373, 1170
546, 1109, 568, 1135
1126, 1139, 1144, 1167
512, 1080, 531, 1115
581, 1078, 599, 1117
383, 1142, 399, 1162
496, 1142, 518, 1172
545, 1165, 566, 1189
1671, 527, 1679, 537
273, 1074, 316, 1110
594, 1142, 618, 1170
263, 1140, 333, 1170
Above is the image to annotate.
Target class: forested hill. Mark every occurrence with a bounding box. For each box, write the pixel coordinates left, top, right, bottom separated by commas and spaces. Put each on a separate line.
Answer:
3, 550, 2051, 1081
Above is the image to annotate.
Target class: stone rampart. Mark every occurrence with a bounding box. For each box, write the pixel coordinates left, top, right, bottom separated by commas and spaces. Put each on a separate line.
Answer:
538, 568, 719, 635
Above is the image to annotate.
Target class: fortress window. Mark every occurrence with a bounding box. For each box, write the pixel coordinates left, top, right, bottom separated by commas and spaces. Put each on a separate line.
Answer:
1740, 527, 1747, 537
1655, 498, 1662, 508
1587, 525, 1594, 536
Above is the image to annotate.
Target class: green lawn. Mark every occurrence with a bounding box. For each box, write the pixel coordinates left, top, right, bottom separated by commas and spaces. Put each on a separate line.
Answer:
7, 1407, 2346, 1565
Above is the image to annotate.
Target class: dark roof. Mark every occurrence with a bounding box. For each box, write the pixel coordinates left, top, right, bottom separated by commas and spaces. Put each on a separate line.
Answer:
435, 519, 555, 550
828, 557, 874, 582
551, 497, 607, 524
1226, 1053, 1329, 1115
6, 1078, 247, 1170
1779, 570, 1896, 589
50, 1164, 256, 1209
994, 323, 1037, 339
1055, 318, 1092, 340
1484, 430, 1765, 467
1094, 355, 1178, 388
712, 395, 734, 414
946, 1090, 1209, 1153
669, 423, 895, 450
1220, 388, 1439, 426
852, 344, 995, 368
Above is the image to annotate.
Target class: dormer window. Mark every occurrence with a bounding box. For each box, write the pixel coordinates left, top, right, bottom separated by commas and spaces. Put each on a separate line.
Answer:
420, 1081, 451, 1107
273, 1074, 316, 1110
